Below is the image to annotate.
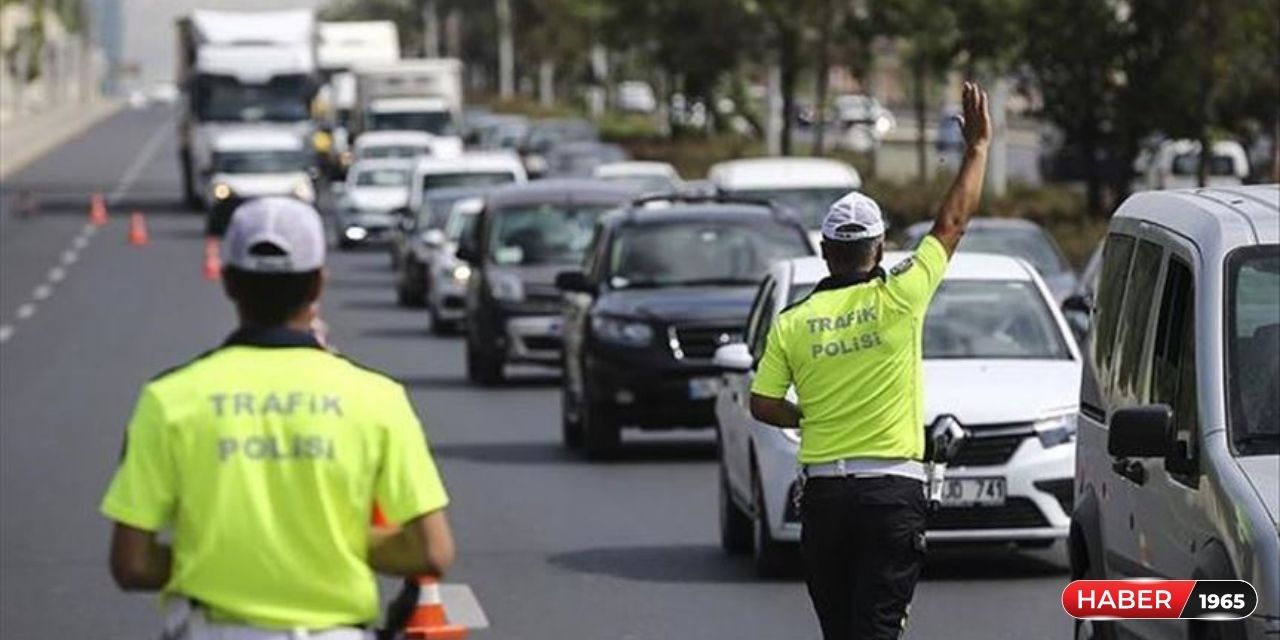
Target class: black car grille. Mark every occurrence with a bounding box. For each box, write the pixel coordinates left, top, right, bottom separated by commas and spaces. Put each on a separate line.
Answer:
670, 325, 742, 360
928, 497, 1049, 531
523, 335, 562, 351
948, 423, 1033, 467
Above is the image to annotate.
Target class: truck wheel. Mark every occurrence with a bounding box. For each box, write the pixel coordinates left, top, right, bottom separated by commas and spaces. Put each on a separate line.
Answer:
466, 342, 503, 386
560, 384, 582, 449
582, 392, 619, 460
752, 467, 792, 578
719, 463, 752, 555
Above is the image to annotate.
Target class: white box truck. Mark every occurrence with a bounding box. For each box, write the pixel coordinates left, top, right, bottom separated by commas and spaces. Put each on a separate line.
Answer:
175, 9, 319, 209
351, 59, 464, 145
316, 20, 400, 172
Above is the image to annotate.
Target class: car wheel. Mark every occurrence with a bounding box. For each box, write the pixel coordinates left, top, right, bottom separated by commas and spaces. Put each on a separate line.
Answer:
581, 390, 619, 460
752, 466, 791, 578
719, 462, 752, 555
465, 341, 503, 386
1074, 561, 1116, 640
560, 383, 582, 450
428, 306, 453, 335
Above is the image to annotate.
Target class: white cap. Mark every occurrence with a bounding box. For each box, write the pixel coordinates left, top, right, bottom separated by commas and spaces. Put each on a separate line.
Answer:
821, 191, 886, 242
222, 197, 326, 273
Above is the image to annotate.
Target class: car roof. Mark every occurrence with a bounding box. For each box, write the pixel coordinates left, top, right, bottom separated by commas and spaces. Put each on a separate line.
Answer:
594, 161, 678, 178
1114, 185, 1279, 246
355, 130, 436, 147
708, 156, 861, 190
485, 179, 638, 208
414, 151, 523, 174
349, 157, 414, 172
783, 251, 1038, 288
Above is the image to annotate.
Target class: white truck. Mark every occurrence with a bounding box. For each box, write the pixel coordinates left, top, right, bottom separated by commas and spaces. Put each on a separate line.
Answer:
316, 21, 400, 173
175, 10, 319, 209
351, 59, 464, 145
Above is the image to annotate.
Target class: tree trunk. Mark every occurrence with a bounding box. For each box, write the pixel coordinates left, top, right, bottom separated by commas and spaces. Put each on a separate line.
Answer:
495, 0, 515, 100
913, 58, 928, 184
421, 0, 439, 58
779, 32, 798, 156
443, 8, 462, 59
538, 59, 555, 107
1082, 131, 1104, 217
812, 0, 834, 156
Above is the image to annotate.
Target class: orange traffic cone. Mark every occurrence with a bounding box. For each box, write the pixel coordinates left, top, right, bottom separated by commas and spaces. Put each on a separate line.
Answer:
128, 212, 149, 246
404, 577, 467, 640
89, 192, 108, 225
372, 503, 389, 527
202, 237, 221, 281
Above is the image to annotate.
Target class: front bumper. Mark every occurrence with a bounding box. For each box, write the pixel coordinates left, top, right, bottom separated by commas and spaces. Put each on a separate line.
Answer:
585, 347, 724, 429
505, 315, 564, 365
339, 215, 395, 245
755, 425, 1074, 544
428, 269, 469, 322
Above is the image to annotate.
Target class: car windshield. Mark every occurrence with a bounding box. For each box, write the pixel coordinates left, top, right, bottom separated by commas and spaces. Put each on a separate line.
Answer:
354, 168, 408, 187
727, 188, 849, 228
212, 150, 309, 174
361, 145, 429, 160
922, 280, 1071, 359
369, 111, 456, 136
911, 225, 1070, 275
489, 204, 613, 266
417, 192, 475, 229
422, 172, 515, 197
1227, 246, 1280, 455
608, 220, 811, 288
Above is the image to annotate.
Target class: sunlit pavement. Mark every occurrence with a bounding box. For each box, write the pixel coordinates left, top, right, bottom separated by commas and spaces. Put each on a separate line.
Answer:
0, 106, 1071, 639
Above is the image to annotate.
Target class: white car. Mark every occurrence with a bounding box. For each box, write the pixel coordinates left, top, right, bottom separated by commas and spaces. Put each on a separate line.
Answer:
708, 157, 861, 245
406, 151, 527, 213
353, 130, 462, 162
334, 158, 413, 248
1135, 138, 1250, 191
204, 127, 315, 206
714, 252, 1082, 575
592, 161, 682, 194
424, 197, 483, 332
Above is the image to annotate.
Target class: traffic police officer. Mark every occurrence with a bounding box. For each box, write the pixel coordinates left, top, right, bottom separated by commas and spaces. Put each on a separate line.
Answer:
749, 82, 991, 639
101, 197, 455, 638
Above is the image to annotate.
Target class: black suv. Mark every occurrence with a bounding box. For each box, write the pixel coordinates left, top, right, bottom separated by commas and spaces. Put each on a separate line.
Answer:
456, 180, 637, 385
556, 196, 815, 457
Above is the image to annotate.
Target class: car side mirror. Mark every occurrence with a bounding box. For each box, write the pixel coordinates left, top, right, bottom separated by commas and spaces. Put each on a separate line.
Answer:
554, 270, 594, 294
421, 229, 446, 247
712, 342, 752, 372
1062, 293, 1092, 315
1108, 405, 1172, 458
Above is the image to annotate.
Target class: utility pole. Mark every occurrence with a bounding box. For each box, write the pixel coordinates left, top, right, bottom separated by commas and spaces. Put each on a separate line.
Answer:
421, 0, 440, 58
495, 0, 514, 99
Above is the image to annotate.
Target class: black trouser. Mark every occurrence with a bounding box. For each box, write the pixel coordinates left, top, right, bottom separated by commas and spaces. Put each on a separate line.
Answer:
800, 475, 928, 640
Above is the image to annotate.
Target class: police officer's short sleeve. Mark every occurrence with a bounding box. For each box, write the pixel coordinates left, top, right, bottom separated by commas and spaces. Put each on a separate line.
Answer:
375, 386, 449, 525
751, 319, 791, 399
101, 386, 176, 531
884, 234, 949, 315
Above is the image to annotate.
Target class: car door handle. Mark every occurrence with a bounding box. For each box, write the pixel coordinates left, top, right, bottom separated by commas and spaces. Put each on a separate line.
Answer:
1112, 459, 1147, 486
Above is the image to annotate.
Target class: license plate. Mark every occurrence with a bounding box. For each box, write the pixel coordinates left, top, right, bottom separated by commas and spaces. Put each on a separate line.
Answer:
688, 376, 721, 400
940, 477, 1006, 507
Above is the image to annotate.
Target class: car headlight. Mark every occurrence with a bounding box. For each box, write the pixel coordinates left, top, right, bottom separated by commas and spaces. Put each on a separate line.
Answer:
1034, 412, 1078, 448
213, 183, 233, 201
344, 226, 368, 241
292, 179, 315, 202
488, 272, 525, 302
451, 264, 471, 283
591, 315, 653, 347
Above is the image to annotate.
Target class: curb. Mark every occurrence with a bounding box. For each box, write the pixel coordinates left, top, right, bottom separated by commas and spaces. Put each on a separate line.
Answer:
0, 100, 124, 180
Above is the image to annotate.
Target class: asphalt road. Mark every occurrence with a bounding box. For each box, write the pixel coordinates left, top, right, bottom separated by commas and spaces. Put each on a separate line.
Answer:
0, 106, 1072, 639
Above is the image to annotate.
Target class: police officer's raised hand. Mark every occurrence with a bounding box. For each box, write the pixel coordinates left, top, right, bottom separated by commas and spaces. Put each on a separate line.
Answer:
958, 81, 991, 151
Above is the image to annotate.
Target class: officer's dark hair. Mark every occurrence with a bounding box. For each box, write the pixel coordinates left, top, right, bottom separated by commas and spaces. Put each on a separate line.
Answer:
222, 242, 322, 326
821, 236, 883, 271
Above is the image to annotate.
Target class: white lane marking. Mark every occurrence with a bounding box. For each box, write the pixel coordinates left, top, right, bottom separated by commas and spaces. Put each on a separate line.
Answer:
16, 304, 35, 319
72, 235, 89, 250
107, 115, 173, 204
0, 325, 12, 343
82, 223, 98, 237
48, 267, 65, 282
440, 584, 490, 630
32, 284, 52, 300
61, 250, 77, 265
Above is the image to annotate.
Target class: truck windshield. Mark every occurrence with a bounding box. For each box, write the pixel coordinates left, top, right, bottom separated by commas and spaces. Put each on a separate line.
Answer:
213, 151, 309, 174
1227, 245, 1280, 455
196, 76, 312, 122
369, 111, 456, 136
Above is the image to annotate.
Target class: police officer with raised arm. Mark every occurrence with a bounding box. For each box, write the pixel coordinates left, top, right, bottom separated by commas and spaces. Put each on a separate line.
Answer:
749, 82, 991, 639
101, 197, 455, 639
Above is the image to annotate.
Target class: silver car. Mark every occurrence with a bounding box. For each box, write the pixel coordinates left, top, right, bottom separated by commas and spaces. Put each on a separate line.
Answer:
1073, 185, 1279, 640
903, 218, 1078, 303
424, 198, 483, 334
